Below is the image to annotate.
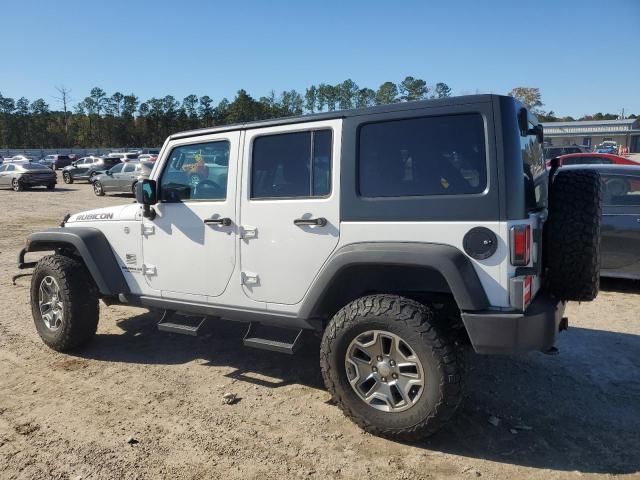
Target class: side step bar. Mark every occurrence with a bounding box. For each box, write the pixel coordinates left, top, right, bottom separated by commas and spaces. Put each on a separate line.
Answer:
243, 322, 304, 355
157, 311, 206, 336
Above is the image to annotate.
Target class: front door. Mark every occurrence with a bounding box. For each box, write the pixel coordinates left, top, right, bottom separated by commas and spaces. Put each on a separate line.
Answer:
239, 120, 341, 305
141, 133, 239, 301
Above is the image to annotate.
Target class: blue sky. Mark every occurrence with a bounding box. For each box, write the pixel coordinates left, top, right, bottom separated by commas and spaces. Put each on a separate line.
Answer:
1, 0, 638, 117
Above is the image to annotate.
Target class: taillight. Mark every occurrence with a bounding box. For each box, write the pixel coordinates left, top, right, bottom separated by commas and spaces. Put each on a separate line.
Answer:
510, 225, 531, 266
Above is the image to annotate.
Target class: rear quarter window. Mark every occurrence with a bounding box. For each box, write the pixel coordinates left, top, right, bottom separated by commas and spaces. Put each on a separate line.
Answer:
358, 113, 486, 197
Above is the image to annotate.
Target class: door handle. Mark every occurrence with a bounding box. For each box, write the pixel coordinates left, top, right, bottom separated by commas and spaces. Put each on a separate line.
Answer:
294, 217, 327, 227
204, 217, 232, 226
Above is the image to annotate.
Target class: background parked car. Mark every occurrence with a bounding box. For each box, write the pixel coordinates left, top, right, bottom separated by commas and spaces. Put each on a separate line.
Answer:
40, 154, 73, 169
0, 162, 56, 191
549, 152, 640, 168
62, 156, 122, 183
544, 144, 590, 160
2, 155, 33, 165
92, 161, 154, 196
595, 142, 619, 154
561, 164, 640, 280
107, 152, 139, 163
137, 154, 158, 162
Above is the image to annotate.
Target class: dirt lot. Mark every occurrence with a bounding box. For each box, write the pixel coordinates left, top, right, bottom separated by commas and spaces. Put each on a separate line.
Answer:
1, 174, 639, 480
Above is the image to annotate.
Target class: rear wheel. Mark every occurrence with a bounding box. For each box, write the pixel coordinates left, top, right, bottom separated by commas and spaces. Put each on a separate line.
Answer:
30, 255, 99, 351
320, 295, 463, 440
131, 181, 138, 196
544, 169, 602, 301
93, 181, 105, 196
12, 178, 23, 191
89, 171, 99, 182
63, 172, 73, 184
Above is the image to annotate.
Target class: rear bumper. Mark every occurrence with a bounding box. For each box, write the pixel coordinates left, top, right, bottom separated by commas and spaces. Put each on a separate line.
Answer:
461, 293, 565, 354
21, 177, 56, 186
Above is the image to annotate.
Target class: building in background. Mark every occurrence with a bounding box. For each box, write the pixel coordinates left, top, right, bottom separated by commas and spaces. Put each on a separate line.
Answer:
542, 118, 640, 152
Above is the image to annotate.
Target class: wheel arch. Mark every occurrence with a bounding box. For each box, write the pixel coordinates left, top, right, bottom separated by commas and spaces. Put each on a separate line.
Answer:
299, 242, 490, 322
25, 227, 129, 296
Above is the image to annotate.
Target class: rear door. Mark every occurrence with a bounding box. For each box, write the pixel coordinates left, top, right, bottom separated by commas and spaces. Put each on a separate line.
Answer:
239, 120, 341, 305
0, 165, 8, 186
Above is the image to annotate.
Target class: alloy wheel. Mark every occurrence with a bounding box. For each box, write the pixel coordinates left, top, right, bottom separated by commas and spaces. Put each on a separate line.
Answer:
38, 276, 64, 330
345, 330, 425, 412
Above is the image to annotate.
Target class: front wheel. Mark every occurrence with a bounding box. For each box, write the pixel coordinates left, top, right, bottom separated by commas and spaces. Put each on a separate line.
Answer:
93, 181, 105, 196
62, 172, 73, 184
30, 255, 99, 351
320, 295, 463, 440
12, 178, 23, 191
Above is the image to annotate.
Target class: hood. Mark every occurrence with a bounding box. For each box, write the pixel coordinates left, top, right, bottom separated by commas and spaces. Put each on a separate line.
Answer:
66, 204, 142, 224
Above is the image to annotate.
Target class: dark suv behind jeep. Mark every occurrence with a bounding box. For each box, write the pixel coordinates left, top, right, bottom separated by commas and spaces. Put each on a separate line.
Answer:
62, 156, 122, 184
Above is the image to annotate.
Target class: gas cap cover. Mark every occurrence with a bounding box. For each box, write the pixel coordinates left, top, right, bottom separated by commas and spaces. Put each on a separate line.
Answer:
463, 227, 498, 260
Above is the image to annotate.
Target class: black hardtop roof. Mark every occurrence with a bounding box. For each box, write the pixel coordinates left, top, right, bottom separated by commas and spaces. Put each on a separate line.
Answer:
169, 94, 519, 141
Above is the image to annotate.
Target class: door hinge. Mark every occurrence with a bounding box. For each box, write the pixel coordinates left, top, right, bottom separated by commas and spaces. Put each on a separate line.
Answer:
241, 271, 259, 286
142, 224, 155, 236
240, 225, 258, 240
142, 264, 157, 276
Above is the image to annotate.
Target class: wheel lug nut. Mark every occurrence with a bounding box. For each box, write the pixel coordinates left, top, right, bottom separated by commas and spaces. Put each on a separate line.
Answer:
392, 373, 398, 379
381, 377, 387, 382
389, 360, 395, 367
372, 366, 377, 372
377, 356, 383, 361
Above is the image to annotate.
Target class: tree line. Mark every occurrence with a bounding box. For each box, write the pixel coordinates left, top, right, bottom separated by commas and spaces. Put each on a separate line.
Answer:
0, 77, 452, 148
0, 81, 634, 149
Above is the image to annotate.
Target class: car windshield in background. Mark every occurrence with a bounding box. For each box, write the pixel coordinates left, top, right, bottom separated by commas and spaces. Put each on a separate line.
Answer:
21, 163, 50, 170
141, 162, 154, 170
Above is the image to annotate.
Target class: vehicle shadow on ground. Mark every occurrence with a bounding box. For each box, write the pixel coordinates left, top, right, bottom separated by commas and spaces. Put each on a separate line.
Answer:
21, 187, 75, 192
600, 277, 640, 294
74, 311, 640, 475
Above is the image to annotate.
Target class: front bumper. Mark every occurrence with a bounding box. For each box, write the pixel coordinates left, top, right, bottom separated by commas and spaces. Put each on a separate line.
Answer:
461, 293, 565, 354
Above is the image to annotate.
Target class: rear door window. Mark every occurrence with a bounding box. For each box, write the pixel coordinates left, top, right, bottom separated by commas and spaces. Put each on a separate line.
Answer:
251, 129, 332, 199
358, 114, 486, 197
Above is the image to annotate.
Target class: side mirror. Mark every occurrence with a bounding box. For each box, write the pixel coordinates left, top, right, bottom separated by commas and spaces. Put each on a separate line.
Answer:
135, 179, 157, 219
528, 124, 544, 144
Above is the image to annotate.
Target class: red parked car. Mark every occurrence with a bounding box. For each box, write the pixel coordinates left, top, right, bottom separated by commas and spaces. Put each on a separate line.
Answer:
548, 152, 639, 168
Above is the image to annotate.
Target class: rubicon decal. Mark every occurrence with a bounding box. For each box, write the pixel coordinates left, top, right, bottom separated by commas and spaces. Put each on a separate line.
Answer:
74, 213, 115, 221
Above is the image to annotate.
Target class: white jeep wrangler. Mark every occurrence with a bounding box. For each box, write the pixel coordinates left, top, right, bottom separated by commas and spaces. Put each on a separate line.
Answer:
19, 95, 602, 439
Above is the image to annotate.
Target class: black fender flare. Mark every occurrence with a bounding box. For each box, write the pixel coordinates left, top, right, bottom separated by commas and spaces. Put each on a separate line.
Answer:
23, 227, 130, 296
299, 242, 490, 319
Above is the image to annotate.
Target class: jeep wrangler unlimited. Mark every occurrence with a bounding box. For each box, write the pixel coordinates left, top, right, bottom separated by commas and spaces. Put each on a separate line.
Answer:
18, 95, 602, 440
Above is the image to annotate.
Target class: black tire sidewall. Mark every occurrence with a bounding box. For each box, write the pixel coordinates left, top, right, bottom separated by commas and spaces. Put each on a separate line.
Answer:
31, 260, 74, 347
326, 310, 445, 433
30, 255, 99, 351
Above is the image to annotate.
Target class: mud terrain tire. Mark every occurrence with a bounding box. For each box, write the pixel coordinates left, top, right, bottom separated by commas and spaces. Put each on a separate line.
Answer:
544, 169, 602, 301
320, 294, 463, 441
30, 255, 99, 351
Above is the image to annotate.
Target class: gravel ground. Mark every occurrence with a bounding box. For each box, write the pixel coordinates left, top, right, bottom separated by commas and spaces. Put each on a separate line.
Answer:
1, 174, 639, 480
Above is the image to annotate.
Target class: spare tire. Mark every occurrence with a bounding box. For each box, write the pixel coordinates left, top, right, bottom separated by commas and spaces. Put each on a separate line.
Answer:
544, 169, 602, 301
